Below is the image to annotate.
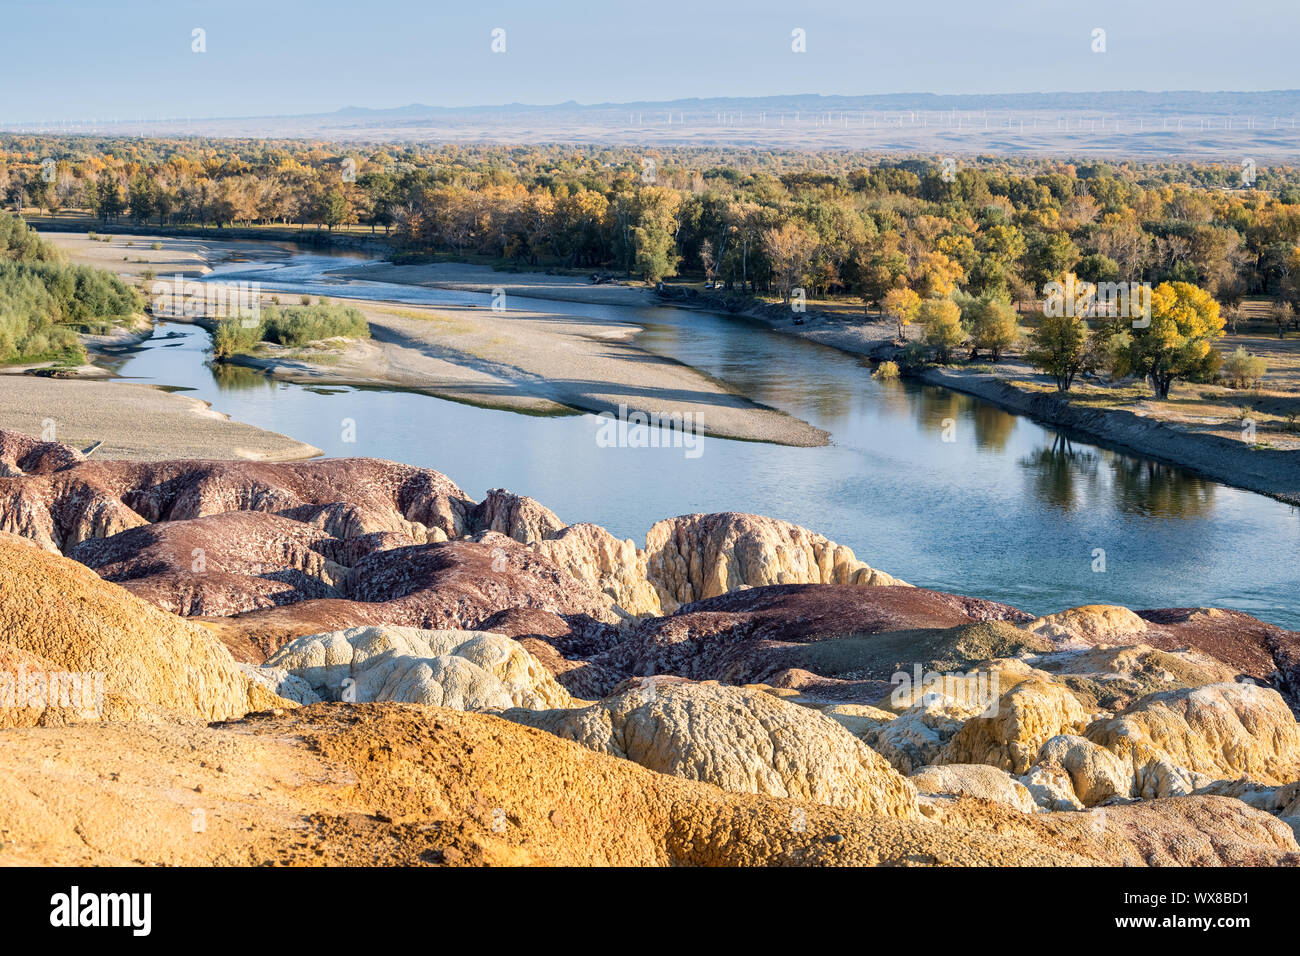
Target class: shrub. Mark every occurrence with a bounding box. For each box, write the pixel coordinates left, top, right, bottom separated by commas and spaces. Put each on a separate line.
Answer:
209, 304, 369, 359
1221, 346, 1266, 388
873, 360, 901, 379
211, 318, 265, 359
896, 341, 929, 370
150, 242, 163, 251
262, 304, 369, 347
0, 212, 142, 364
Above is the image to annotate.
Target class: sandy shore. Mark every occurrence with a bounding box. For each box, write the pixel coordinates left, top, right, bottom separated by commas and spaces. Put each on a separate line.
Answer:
46, 231, 293, 281
0, 374, 321, 462
0, 233, 318, 460
327, 260, 654, 307
231, 296, 829, 445
41, 232, 827, 447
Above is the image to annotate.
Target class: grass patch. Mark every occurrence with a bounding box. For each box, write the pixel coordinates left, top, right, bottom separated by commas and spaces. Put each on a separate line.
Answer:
378, 306, 475, 335
211, 303, 370, 359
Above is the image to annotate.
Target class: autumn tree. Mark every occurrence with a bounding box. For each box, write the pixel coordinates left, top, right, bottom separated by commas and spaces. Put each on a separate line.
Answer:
919, 297, 964, 362
1025, 311, 1098, 392
1221, 347, 1266, 388
1107, 281, 1225, 398
882, 286, 921, 340
762, 221, 818, 303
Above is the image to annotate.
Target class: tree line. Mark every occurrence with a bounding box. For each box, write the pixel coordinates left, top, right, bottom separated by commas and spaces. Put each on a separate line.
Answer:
6, 136, 1300, 312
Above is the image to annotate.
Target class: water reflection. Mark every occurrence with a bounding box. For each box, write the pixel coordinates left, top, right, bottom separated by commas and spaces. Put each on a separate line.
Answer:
1109, 457, 1216, 519
1020, 434, 1216, 519
209, 362, 278, 391
1020, 435, 1103, 512
911, 386, 1016, 453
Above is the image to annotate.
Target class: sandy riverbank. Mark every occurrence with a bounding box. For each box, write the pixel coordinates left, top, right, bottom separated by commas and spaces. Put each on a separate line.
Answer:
42, 233, 828, 447
327, 259, 654, 307
46, 230, 294, 281
0, 234, 320, 460
0, 374, 321, 461
229, 295, 830, 445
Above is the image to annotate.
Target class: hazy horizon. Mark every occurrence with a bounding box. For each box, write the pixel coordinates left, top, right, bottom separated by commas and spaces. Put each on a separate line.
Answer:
2, 0, 1296, 123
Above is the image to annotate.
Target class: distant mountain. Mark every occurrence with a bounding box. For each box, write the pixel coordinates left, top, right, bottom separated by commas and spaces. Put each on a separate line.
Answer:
9, 90, 1300, 160
307, 90, 1300, 121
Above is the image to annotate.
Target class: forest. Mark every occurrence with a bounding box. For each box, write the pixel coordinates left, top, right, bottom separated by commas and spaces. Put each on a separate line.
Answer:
6, 135, 1300, 317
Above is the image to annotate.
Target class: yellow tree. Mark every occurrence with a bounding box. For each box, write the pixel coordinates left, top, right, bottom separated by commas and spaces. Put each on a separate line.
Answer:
882, 286, 921, 340
1109, 281, 1225, 398
913, 250, 966, 298
919, 297, 965, 362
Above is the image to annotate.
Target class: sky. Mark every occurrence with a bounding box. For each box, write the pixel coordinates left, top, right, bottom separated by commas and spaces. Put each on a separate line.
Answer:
0, 0, 1293, 122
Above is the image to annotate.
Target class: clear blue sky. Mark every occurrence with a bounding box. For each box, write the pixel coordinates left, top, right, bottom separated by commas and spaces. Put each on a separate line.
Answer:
0, 0, 1292, 121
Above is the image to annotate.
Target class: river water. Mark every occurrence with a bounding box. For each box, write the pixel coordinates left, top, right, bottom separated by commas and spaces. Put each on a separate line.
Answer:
111, 248, 1299, 627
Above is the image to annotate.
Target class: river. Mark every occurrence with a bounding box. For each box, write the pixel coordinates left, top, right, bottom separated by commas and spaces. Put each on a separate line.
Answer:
110, 247, 1300, 627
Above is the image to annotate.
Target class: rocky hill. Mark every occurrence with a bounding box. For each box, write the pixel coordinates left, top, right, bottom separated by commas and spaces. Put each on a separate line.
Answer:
1, 428, 1298, 866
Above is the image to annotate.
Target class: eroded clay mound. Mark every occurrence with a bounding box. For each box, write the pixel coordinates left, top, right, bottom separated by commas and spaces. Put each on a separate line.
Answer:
0, 451, 474, 553
1086, 682, 1300, 791
505, 679, 921, 819
0, 532, 282, 721
1030, 603, 1300, 703
265, 625, 571, 710
0, 704, 1293, 867
644, 512, 907, 612
68, 511, 358, 616
0, 430, 85, 477
589, 584, 1032, 695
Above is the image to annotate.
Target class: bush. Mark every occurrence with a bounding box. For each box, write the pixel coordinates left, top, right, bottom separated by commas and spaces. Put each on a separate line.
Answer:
919, 297, 965, 363
872, 360, 901, 379
210, 304, 370, 359
299, 295, 312, 306
263, 304, 369, 347
896, 341, 930, 370
211, 318, 265, 359
0, 212, 141, 364
1221, 346, 1266, 388
150, 242, 163, 251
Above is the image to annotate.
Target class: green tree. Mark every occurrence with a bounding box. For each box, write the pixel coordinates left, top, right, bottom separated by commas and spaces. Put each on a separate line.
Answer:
964, 296, 1021, 361
321, 189, 348, 231
630, 186, 682, 283
128, 175, 154, 224
93, 178, 124, 224
1025, 231, 1079, 290
1025, 311, 1098, 392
